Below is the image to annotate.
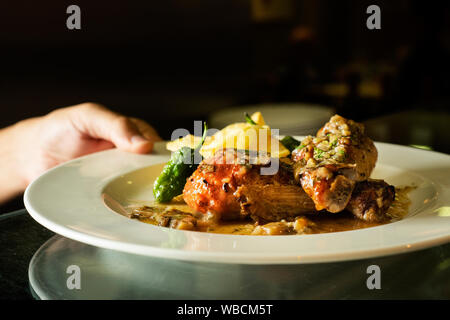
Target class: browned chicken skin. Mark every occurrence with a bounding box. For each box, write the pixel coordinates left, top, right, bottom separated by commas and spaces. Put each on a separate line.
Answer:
292, 115, 378, 213
183, 148, 395, 223
183, 149, 316, 222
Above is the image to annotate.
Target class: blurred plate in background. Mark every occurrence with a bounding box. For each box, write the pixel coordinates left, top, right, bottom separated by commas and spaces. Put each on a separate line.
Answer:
209, 103, 334, 136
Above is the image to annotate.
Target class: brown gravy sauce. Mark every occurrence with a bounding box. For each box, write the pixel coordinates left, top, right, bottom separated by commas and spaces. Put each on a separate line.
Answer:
128, 187, 413, 235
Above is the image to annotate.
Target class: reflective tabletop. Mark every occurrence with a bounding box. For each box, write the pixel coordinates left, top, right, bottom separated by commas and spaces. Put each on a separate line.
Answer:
1, 209, 449, 300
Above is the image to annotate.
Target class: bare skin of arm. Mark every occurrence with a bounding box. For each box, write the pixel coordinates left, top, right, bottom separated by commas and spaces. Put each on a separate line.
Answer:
0, 103, 161, 204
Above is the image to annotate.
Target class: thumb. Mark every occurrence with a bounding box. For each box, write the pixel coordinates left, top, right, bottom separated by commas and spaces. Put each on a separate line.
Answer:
70, 103, 155, 154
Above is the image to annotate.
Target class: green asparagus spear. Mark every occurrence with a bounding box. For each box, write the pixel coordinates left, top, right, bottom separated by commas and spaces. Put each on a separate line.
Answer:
153, 123, 208, 203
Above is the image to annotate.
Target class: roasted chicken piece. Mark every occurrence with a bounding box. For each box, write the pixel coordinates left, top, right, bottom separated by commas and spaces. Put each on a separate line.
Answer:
292, 115, 378, 213
347, 179, 395, 223
183, 149, 317, 222
183, 149, 395, 223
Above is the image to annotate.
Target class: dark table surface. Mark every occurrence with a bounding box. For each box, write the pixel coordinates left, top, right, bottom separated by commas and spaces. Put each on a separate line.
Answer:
0, 210, 54, 300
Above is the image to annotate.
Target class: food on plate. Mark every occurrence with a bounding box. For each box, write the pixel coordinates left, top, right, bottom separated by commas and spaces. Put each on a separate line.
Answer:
280, 135, 301, 152
130, 185, 408, 235
292, 115, 378, 213
183, 149, 316, 222
346, 179, 395, 222
183, 149, 395, 223
166, 112, 290, 160
153, 124, 207, 202
132, 113, 411, 235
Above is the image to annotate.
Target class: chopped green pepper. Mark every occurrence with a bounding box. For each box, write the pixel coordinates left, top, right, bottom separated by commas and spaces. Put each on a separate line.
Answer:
280, 136, 301, 152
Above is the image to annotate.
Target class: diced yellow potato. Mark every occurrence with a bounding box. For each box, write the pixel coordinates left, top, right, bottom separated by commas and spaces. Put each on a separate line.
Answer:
200, 122, 290, 159
165, 112, 290, 159
250, 111, 265, 125
166, 134, 202, 152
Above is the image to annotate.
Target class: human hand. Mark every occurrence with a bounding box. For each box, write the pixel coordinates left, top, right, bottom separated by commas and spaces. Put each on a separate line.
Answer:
12, 103, 161, 187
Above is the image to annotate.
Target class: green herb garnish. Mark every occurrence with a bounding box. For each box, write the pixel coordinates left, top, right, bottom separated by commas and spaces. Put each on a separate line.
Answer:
330, 139, 338, 148
244, 112, 257, 125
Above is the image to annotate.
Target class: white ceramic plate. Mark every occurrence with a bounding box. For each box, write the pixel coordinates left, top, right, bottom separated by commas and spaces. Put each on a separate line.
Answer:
24, 141, 450, 264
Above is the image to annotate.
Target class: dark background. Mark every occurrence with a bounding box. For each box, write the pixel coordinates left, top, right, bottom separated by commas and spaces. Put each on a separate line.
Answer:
1, 0, 449, 211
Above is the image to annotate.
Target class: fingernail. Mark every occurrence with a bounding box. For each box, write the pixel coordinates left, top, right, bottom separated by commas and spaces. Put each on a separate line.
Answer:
131, 135, 149, 144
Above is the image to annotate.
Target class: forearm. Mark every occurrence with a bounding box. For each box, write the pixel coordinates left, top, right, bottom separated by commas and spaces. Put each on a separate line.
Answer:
0, 120, 33, 204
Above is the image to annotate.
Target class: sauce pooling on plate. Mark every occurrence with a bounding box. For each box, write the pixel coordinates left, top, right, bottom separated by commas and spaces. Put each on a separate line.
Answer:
127, 187, 413, 236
